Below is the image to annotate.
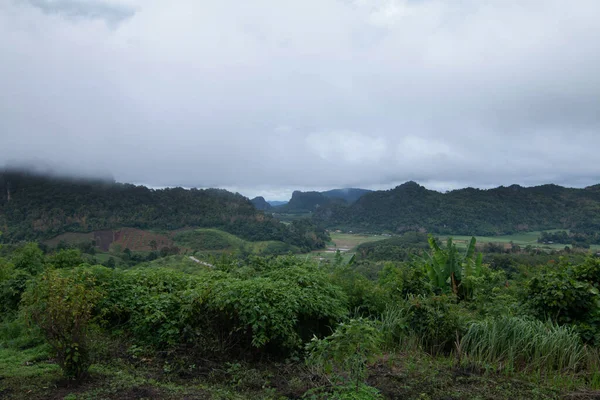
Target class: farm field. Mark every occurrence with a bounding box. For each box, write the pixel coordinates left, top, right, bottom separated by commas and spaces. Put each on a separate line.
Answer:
443, 230, 600, 251
308, 232, 388, 262
43, 232, 94, 247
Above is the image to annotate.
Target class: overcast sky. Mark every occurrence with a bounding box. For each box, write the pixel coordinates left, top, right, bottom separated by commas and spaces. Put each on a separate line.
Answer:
1, 0, 600, 200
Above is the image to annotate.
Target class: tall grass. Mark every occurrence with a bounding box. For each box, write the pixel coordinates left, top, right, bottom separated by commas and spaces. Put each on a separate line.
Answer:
460, 316, 585, 373
377, 306, 408, 351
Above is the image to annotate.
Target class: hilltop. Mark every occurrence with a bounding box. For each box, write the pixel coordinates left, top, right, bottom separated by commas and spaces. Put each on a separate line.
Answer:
314, 181, 600, 238
272, 188, 371, 213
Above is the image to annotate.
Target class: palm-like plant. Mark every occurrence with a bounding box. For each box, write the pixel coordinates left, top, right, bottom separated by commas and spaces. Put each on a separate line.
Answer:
423, 235, 483, 300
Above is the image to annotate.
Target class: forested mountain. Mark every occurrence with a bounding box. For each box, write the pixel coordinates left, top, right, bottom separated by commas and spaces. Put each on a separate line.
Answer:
0, 170, 328, 250
250, 196, 272, 211
314, 181, 600, 236
274, 191, 340, 213
273, 188, 371, 213
321, 188, 372, 203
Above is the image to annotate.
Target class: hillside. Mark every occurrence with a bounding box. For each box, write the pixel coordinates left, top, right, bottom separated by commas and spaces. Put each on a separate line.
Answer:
321, 188, 372, 203
173, 228, 299, 255
0, 170, 328, 251
274, 188, 371, 213
314, 181, 600, 236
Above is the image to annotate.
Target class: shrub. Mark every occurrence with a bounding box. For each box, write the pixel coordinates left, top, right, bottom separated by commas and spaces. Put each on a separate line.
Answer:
526, 260, 600, 344
331, 265, 389, 316
11, 243, 45, 275
306, 318, 382, 390
48, 249, 84, 269
0, 269, 32, 317
93, 260, 348, 355
21, 268, 103, 380
404, 295, 463, 354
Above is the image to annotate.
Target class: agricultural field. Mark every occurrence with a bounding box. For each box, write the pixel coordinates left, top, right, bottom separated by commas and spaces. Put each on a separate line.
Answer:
43, 232, 94, 248
308, 232, 387, 263
443, 230, 600, 252
112, 228, 173, 252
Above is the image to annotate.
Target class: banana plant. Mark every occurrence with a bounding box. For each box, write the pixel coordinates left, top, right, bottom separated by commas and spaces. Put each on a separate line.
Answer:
423, 235, 483, 300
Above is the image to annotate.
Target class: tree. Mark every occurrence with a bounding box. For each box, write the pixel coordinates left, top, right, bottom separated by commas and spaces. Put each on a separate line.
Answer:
49, 249, 83, 269
11, 243, 45, 275
22, 269, 103, 380
149, 240, 158, 251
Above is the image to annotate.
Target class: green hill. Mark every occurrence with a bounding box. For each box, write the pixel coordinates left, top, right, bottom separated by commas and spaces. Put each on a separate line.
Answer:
173, 228, 299, 255
0, 169, 328, 251
314, 181, 600, 237
273, 188, 370, 214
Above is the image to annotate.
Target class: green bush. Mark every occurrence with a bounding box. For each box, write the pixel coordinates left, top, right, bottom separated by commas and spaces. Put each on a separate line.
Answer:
526, 258, 600, 344
378, 262, 432, 300
331, 265, 389, 316
11, 243, 45, 275
306, 318, 382, 389
404, 295, 463, 354
0, 269, 32, 317
92, 258, 348, 355
48, 249, 84, 269
21, 268, 103, 380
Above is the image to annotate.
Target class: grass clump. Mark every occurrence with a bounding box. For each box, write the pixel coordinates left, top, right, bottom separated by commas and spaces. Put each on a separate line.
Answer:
460, 316, 585, 373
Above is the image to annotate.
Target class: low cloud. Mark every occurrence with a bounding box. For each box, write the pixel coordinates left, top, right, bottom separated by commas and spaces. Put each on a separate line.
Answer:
1, 0, 600, 200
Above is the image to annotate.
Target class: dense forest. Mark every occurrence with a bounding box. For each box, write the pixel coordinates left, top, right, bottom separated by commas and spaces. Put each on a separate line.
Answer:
315, 181, 600, 236
0, 170, 328, 251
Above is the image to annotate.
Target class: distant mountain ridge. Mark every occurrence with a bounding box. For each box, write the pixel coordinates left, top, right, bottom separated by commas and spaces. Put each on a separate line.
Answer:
314, 181, 600, 236
0, 169, 329, 251
271, 188, 372, 213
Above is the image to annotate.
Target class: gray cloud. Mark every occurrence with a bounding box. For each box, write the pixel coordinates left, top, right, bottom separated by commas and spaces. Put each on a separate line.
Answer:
26, 0, 135, 26
1, 0, 600, 200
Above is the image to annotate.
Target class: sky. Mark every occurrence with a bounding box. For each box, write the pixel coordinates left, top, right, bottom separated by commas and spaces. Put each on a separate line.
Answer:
1, 0, 600, 200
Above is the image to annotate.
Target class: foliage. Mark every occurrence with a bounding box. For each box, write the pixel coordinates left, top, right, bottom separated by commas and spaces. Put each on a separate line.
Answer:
461, 316, 585, 372
378, 261, 432, 300
21, 268, 103, 380
11, 243, 45, 275
526, 257, 600, 344
403, 295, 464, 354
306, 318, 382, 388
303, 383, 383, 400
330, 264, 389, 316
423, 236, 483, 300
92, 257, 348, 354
47, 249, 84, 269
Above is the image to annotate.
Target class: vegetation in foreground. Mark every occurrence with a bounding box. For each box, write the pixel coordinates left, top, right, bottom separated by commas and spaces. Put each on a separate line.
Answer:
3, 234, 600, 399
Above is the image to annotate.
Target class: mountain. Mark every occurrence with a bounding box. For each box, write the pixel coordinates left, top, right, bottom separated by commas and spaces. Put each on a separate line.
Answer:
250, 196, 272, 211
274, 191, 340, 213
0, 169, 329, 251
273, 188, 371, 213
267, 200, 288, 207
314, 181, 600, 236
321, 188, 372, 203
